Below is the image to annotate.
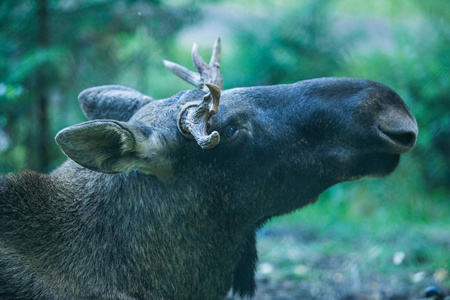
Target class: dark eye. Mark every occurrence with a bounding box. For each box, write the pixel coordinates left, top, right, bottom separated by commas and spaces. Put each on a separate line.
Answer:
223, 126, 239, 140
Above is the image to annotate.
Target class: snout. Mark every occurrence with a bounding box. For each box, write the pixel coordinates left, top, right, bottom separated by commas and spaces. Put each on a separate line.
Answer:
377, 106, 418, 154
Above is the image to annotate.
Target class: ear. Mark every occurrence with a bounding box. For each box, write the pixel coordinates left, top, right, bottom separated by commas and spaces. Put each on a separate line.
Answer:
55, 120, 142, 174
78, 85, 154, 121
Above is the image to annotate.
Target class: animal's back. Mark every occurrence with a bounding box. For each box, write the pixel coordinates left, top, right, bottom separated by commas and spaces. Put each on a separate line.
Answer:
0, 172, 68, 299
0, 171, 136, 299
0, 172, 67, 241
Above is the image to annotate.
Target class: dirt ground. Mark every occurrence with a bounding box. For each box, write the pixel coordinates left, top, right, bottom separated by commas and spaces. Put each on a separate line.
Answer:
241, 274, 450, 300
227, 258, 450, 300
227, 226, 449, 300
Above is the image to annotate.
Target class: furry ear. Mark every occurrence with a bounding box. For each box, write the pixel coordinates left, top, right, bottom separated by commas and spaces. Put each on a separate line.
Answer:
55, 120, 140, 173
78, 85, 153, 121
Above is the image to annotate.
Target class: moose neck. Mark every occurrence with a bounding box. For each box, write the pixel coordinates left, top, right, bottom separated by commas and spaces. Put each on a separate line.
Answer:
52, 159, 331, 245
48, 159, 331, 297
52, 160, 252, 240
43, 161, 245, 296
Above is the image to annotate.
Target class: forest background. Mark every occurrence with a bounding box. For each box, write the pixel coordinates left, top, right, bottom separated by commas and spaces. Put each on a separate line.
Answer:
0, 0, 448, 298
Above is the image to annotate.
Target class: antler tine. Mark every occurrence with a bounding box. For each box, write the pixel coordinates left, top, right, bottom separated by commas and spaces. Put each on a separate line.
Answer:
209, 38, 221, 66
204, 83, 220, 115
192, 43, 209, 75
164, 38, 223, 91
163, 60, 203, 89
192, 41, 223, 90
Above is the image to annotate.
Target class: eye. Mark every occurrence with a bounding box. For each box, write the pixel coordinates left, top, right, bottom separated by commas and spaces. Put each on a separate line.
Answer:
223, 126, 239, 140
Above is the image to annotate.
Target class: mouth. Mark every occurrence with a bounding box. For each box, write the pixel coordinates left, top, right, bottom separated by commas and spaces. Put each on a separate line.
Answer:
337, 152, 400, 183
325, 147, 402, 183
362, 152, 401, 177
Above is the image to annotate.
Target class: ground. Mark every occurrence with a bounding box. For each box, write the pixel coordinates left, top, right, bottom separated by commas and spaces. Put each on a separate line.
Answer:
227, 180, 450, 300
227, 225, 449, 299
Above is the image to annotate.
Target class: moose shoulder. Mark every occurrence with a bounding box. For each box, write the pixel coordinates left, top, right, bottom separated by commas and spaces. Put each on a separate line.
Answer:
0, 39, 418, 299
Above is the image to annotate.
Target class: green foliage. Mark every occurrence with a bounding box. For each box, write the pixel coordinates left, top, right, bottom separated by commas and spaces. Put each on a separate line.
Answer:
225, 0, 346, 87
0, 0, 199, 172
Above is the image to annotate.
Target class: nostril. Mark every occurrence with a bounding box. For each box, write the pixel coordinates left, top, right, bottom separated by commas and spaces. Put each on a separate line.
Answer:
385, 131, 416, 147
378, 125, 417, 152
376, 106, 418, 153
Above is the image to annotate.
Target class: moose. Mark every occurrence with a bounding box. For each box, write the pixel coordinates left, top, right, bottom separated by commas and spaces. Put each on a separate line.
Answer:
0, 39, 418, 299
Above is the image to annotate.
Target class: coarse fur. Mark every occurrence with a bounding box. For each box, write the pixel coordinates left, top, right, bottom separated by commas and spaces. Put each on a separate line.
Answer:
0, 78, 418, 299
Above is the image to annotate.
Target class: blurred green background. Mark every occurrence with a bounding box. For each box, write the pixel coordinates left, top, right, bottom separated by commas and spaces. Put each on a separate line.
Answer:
0, 0, 448, 297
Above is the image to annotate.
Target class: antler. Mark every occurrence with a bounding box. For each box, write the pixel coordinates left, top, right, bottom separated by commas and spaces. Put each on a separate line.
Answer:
177, 84, 221, 149
166, 38, 223, 149
163, 38, 223, 90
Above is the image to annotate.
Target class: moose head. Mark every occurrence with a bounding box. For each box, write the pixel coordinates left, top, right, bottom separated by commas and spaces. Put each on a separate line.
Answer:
56, 38, 417, 216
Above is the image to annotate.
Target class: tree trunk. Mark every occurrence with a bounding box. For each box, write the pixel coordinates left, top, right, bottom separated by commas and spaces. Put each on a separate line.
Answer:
35, 0, 50, 172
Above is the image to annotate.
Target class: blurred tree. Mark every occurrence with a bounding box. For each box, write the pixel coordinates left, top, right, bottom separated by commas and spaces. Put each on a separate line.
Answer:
226, 0, 347, 87
410, 0, 450, 192
0, 0, 198, 172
